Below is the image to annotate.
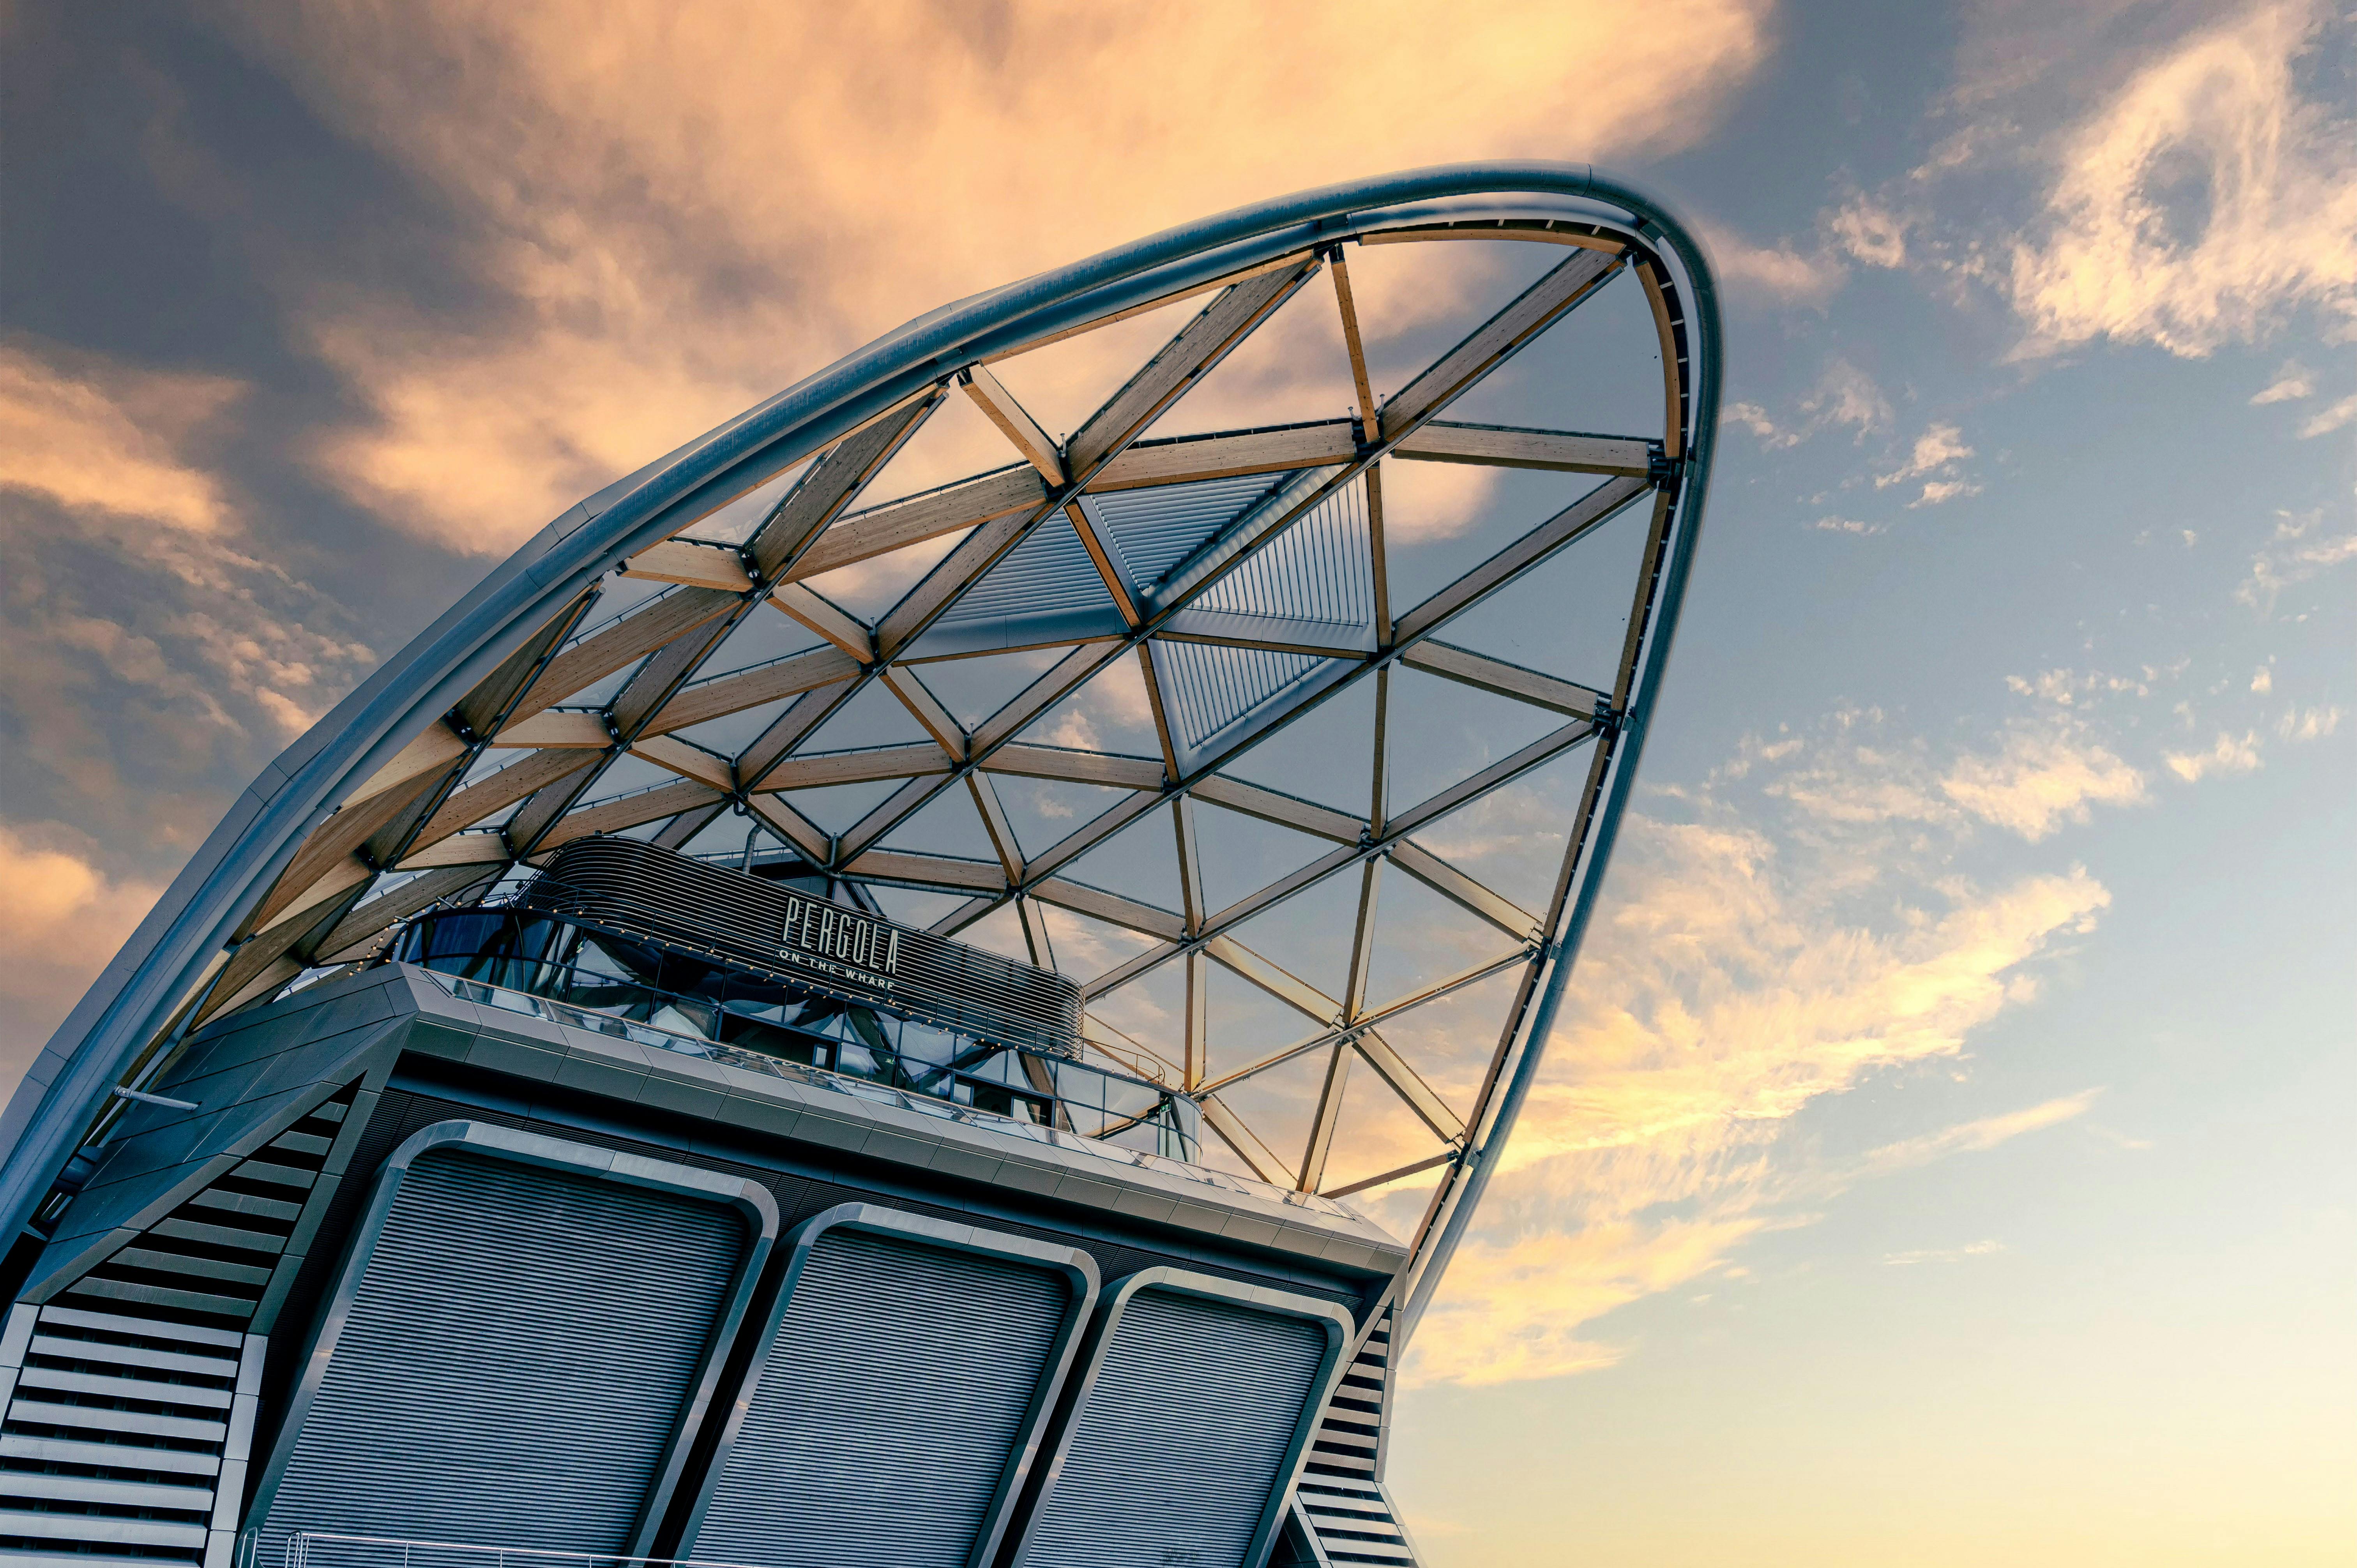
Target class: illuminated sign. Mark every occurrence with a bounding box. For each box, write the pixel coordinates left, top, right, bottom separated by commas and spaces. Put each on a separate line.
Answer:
779, 892, 902, 984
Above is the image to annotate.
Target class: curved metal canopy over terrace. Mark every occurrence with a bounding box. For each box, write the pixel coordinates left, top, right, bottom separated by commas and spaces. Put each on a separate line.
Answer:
1, 164, 1721, 1326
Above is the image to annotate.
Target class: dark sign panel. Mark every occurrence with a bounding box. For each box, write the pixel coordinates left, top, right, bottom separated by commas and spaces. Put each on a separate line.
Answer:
525, 838, 1082, 1056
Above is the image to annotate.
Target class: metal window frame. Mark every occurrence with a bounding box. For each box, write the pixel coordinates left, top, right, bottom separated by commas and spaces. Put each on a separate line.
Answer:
1005, 1266, 1353, 1568
675, 1200, 1101, 1568
241, 1120, 781, 1562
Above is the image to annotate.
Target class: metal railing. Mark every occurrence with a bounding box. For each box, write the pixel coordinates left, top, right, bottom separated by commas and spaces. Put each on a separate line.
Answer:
286, 1533, 770, 1568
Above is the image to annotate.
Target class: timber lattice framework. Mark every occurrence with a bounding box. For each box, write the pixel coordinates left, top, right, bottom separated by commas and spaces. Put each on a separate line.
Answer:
0, 164, 1722, 1346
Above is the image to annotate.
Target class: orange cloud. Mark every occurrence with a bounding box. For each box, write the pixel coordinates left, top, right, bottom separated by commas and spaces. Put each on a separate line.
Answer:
0, 823, 164, 1086
228, 0, 1772, 551
0, 343, 244, 532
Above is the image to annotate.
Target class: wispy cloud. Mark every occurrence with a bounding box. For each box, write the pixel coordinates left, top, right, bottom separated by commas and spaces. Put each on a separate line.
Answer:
2008, 2, 2357, 356
2164, 730, 2262, 782
1876, 421, 1981, 507
1394, 712, 2124, 1386
1884, 1239, 2004, 1266
2296, 391, 2357, 438
2249, 359, 2313, 404
229, 0, 1774, 553
0, 342, 244, 532
2238, 507, 2357, 611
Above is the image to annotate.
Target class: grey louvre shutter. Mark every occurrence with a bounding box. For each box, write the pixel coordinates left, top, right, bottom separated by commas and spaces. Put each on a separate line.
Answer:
689, 1227, 1071, 1568
1018, 1289, 1329, 1568
254, 1149, 743, 1565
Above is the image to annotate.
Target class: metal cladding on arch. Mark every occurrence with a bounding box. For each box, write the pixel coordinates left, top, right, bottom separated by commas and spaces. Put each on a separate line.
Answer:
0, 164, 1723, 1332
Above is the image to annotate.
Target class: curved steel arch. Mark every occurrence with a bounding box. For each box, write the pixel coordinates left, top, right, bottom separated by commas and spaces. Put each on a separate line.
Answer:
0, 163, 1723, 1328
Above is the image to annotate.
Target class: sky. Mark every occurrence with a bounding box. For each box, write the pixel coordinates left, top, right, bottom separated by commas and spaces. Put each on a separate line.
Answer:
3, 2, 2353, 1563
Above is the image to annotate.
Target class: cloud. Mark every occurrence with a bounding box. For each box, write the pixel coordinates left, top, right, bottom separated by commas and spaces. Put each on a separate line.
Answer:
1697, 222, 1848, 305
2164, 730, 2261, 781
1859, 1089, 2101, 1175
0, 341, 245, 532
0, 823, 164, 1086
1728, 358, 1891, 452
1829, 193, 1910, 268
1394, 712, 2118, 1386
1883, 1239, 2004, 1266
2297, 391, 2357, 437
2007, 2, 2357, 356
1764, 708, 2147, 842
1876, 421, 1974, 487
230, 0, 1774, 553
1814, 516, 1885, 535
2237, 507, 2357, 611
2276, 706, 2339, 740
2249, 359, 2313, 403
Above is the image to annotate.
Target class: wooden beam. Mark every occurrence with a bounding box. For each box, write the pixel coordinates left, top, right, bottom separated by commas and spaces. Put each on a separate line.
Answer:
839, 848, 1007, 892
1384, 719, 1597, 841
737, 676, 859, 784
875, 500, 1057, 657
537, 780, 725, 852
1016, 895, 1058, 969
1330, 247, 1378, 437
1066, 501, 1140, 627
650, 799, 729, 851
1379, 249, 1622, 443
1084, 420, 1357, 492
982, 743, 1165, 791
747, 793, 831, 863
489, 710, 610, 749
1367, 464, 1391, 646
1203, 934, 1343, 1026
1298, 1044, 1354, 1193
1171, 796, 1205, 936
453, 589, 598, 740
1136, 644, 1179, 777
747, 392, 939, 578
610, 614, 735, 739
1198, 1093, 1293, 1187
1183, 950, 1207, 1090
641, 645, 863, 736
1020, 788, 1164, 883
770, 583, 873, 662
1343, 857, 1382, 1021
959, 365, 1064, 483
393, 833, 511, 871
1386, 840, 1540, 942
1191, 775, 1364, 844
629, 734, 735, 793
1323, 1150, 1457, 1201
1392, 474, 1650, 645
966, 772, 1025, 882
618, 538, 753, 591
787, 466, 1049, 583
313, 863, 502, 965
969, 641, 1128, 754
412, 750, 595, 851
1392, 422, 1652, 477
1352, 1028, 1465, 1142
759, 742, 953, 791
509, 587, 740, 722
837, 775, 948, 862
881, 666, 967, 762
246, 768, 442, 933
1636, 257, 1686, 461
1067, 261, 1320, 477
1030, 878, 1186, 942
1399, 640, 1608, 717
348, 720, 466, 807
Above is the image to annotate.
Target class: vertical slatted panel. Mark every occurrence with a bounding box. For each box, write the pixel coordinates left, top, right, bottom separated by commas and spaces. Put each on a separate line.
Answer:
252, 1151, 741, 1564
1192, 481, 1370, 628
1016, 1290, 1327, 1568
1093, 473, 1290, 587
688, 1228, 1069, 1568
1155, 645, 1331, 750
935, 514, 1110, 627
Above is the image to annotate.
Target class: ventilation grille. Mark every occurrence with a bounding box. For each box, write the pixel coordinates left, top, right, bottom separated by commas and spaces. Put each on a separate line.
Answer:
51, 1094, 358, 1333
1291, 1309, 1419, 1566
1191, 481, 1371, 628
1154, 644, 1328, 751
0, 1304, 260, 1568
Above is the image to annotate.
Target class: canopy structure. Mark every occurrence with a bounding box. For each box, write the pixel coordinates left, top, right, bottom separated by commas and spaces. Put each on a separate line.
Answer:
0, 164, 1721, 1333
